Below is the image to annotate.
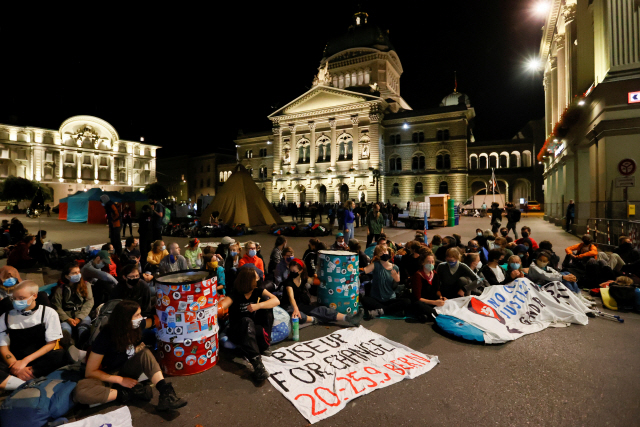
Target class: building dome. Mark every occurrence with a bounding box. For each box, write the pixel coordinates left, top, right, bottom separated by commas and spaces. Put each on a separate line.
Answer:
440, 91, 471, 108
323, 12, 394, 59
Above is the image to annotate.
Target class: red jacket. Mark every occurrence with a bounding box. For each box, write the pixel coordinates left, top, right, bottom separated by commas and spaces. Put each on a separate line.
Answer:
238, 254, 264, 273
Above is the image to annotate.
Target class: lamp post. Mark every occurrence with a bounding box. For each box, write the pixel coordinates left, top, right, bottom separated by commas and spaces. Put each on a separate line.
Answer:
372, 168, 381, 203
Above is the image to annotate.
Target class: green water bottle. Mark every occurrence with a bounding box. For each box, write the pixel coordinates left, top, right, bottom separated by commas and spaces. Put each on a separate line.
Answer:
292, 317, 299, 341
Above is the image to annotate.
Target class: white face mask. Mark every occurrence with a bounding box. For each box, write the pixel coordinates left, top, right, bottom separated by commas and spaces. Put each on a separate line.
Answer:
132, 317, 145, 329
476, 260, 483, 269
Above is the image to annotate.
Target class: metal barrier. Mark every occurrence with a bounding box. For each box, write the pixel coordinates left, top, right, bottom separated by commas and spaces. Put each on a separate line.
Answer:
586, 218, 640, 249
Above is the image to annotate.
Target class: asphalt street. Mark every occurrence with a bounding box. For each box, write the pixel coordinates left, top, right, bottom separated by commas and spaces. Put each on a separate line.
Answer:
2, 213, 639, 427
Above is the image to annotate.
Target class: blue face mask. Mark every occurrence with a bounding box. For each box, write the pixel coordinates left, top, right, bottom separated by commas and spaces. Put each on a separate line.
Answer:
231, 251, 238, 257
424, 264, 434, 272
69, 274, 81, 284
509, 263, 521, 270
248, 250, 257, 257
12, 298, 32, 311
447, 261, 458, 267
2, 278, 17, 287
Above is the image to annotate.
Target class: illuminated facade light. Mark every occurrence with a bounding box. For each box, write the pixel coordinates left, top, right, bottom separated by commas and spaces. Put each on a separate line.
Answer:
402, 123, 409, 129
534, 2, 549, 15
77, 178, 82, 183
578, 99, 585, 106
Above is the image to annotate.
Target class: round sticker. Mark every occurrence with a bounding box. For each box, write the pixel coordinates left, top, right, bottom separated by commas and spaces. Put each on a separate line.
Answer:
165, 306, 176, 316
351, 294, 356, 300
198, 355, 208, 366
170, 285, 179, 291
196, 310, 206, 320
325, 255, 330, 261
159, 351, 164, 359
334, 259, 341, 265
330, 303, 337, 309
197, 336, 206, 345
195, 287, 201, 293
166, 327, 174, 334
175, 361, 184, 370
184, 339, 192, 347
174, 347, 185, 358
341, 269, 347, 274
336, 287, 342, 293
175, 326, 183, 335
205, 341, 211, 350
189, 302, 199, 311
173, 292, 181, 300
164, 344, 171, 353
186, 355, 196, 366
206, 350, 212, 358
197, 296, 207, 307
328, 289, 334, 295
346, 307, 352, 313
162, 296, 170, 306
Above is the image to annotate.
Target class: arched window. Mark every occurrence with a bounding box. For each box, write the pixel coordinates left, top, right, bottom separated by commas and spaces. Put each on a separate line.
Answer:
489, 154, 497, 168
298, 146, 305, 162
419, 155, 425, 170
500, 153, 508, 168
338, 74, 344, 88
479, 155, 488, 169
396, 157, 402, 171
332, 76, 338, 87
357, 69, 363, 85
317, 144, 324, 162
470, 155, 478, 170
412, 156, 419, 170
391, 183, 400, 195
346, 141, 353, 160
219, 172, 224, 182
338, 142, 345, 160
510, 152, 520, 168
439, 181, 449, 194
444, 154, 451, 169
351, 71, 357, 85
436, 154, 443, 169
345, 73, 351, 87
364, 68, 371, 84
389, 157, 401, 171
414, 182, 423, 194
522, 151, 532, 167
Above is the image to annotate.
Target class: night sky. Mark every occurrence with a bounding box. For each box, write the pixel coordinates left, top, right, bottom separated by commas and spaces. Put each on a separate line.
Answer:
0, 1, 545, 159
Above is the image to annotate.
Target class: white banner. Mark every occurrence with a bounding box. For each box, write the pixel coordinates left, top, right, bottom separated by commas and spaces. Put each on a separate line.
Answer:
65, 407, 132, 427
262, 326, 438, 424
436, 278, 591, 344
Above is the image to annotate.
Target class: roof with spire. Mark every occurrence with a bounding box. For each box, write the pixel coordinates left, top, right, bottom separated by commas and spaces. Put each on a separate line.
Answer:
322, 11, 394, 59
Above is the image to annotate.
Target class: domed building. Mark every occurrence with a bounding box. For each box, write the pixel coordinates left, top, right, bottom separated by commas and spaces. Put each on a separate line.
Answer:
228, 11, 478, 207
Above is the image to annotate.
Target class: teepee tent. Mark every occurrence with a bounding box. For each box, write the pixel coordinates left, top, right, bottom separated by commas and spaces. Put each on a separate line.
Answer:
200, 164, 283, 227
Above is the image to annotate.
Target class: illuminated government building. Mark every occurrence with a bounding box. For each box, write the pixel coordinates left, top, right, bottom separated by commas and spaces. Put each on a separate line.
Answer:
224, 11, 543, 206
0, 115, 159, 204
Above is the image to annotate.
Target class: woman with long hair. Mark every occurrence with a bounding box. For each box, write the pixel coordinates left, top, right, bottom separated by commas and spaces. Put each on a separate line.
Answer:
52, 262, 94, 348
74, 300, 187, 411
219, 268, 279, 382
409, 249, 442, 322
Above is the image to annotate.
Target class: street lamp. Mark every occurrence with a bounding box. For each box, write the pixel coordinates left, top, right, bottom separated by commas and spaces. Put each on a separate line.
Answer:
372, 168, 381, 202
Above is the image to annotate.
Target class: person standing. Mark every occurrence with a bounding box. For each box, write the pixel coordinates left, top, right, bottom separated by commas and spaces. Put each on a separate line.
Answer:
489, 202, 502, 235
566, 200, 575, 232
149, 198, 165, 242
505, 203, 521, 239
137, 205, 153, 261
101, 195, 122, 255
366, 203, 384, 247
122, 205, 133, 237
343, 201, 356, 241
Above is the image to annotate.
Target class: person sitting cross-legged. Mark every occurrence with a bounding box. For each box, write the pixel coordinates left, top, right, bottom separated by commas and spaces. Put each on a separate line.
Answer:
0, 281, 69, 391
74, 300, 187, 411
159, 242, 189, 274
437, 248, 478, 298
361, 245, 411, 319
52, 262, 94, 350
529, 251, 580, 293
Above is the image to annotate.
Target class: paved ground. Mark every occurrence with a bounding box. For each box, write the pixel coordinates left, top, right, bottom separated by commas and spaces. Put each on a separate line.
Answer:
3, 214, 640, 426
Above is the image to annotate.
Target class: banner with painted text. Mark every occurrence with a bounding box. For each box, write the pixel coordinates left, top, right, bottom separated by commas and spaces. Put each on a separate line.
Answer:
262, 326, 439, 424
436, 278, 591, 344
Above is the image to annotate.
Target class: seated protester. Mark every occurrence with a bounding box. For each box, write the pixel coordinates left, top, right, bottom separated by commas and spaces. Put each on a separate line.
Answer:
463, 253, 486, 295
499, 227, 509, 239
29, 230, 47, 265
614, 236, 640, 265
348, 239, 370, 270
274, 246, 295, 287
529, 251, 580, 293
219, 268, 279, 382
361, 245, 411, 318
203, 253, 226, 295
0, 281, 68, 391
74, 300, 187, 410
122, 236, 140, 261
513, 244, 530, 268
110, 264, 153, 318
82, 250, 119, 308
452, 234, 466, 253
436, 248, 478, 298
184, 238, 203, 269
536, 240, 560, 270
480, 249, 520, 286
379, 232, 396, 252
474, 229, 487, 248
515, 227, 539, 250
224, 243, 241, 290
563, 234, 598, 270
52, 262, 93, 349
410, 249, 442, 322
146, 240, 169, 273
435, 236, 458, 262
216, 236, 235, 267
466, 240, 488, 266
429, 235, 443, 255
0, 266, 50, 317
158, 243, 189, 274
302, 239, 319, 277
6, 235, 37, 270
238, 241, 265, 273
267, 236, 286, 277
399, 241, 424, 285
505, 255, 526, 280
255, 243, 265, 268
281, 259, 363, 326
101, 244, 119, 278
414, 234, 425, 245
516, 238, 535, 268
331, 232, 349, 251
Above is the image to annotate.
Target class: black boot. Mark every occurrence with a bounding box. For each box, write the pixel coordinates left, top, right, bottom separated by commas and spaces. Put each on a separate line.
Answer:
157, 383, 187, 411
249, 356, 270, 381
116, 383, 153, 404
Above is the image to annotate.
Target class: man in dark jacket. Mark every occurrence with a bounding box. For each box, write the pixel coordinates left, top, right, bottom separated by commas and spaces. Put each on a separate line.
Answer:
614, 236, 640, 264
566, 200, 575, 232
100, 195, 122, 255
137, 205, 153, 261
505, 203, 521, 239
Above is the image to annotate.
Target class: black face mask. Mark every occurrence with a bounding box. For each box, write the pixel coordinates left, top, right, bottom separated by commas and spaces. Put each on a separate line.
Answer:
127, 278, 139, 287
620, 242, 633, 250
522, 232, 529, 238
582, 240, 591, 245
380, 254, 391, 262
289, 271, 300, 279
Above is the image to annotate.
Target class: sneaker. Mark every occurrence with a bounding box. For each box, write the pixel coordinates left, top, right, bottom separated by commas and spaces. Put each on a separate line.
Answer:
157, 383, 187, 411
249, 356, 270, 382
346, 308, 365, 326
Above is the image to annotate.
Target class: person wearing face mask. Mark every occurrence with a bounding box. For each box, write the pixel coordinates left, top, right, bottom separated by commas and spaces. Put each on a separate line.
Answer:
614, 236, 640, 265
332, 232, 349, 251
238, 241, 264, 273
100, 195, 122, 255
274, 247, 295, 287
159, 243, 189, 274
400, 241, 424, 285
515, 227, 539, 250
529, 252, 579, 293
184, 238, 203, 269
110, 264, 153, 318
303, 239, 319, 277
505, 255, 526, 279
75, 300, 187, 410
52, 262, 94, 349
466, 240, 488, 266
409, 250, 442, 322
203, 254, 226, 294
0, 281, 67, 391
494, 237, 514, 259
474, 229, 486, 248
437, 248, 479, 298
563, 234, 599, 270
282, 259, 364, 326
0, 266, 50, 317
479, 249, 515, 286
361, 245, 411, 319
82, 250, 119, 308
146, 240, 169, 272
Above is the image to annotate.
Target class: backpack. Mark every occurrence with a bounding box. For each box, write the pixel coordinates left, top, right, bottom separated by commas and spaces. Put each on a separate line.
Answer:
88, 298, 122, 345
0, 376, 77, 427
162, 207, 171, 225
511, 209, 521, 222
609, 285, 637, 311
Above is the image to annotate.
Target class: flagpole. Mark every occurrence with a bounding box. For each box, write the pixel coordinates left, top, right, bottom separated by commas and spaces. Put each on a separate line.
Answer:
491, 168, 496, 204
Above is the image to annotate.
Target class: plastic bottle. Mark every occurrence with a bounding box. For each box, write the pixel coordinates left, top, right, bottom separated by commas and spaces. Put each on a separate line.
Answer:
292, 317, 299, 342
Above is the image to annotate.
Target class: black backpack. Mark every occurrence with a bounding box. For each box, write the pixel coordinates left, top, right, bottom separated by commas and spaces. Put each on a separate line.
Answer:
609, 285, 637, 311
511, 209, 521, 222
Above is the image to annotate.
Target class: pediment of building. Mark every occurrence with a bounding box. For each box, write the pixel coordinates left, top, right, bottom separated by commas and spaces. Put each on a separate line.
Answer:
270, 86, 379, 118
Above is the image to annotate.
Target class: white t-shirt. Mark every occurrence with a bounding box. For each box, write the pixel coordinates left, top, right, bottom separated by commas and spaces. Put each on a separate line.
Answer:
489, 265, 505, 283
0, 305, 63, 346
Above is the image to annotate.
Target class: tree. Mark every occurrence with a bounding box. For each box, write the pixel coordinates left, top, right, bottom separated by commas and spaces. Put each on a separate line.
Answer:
0, 176, 52, 202
143, 182, 169, 201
